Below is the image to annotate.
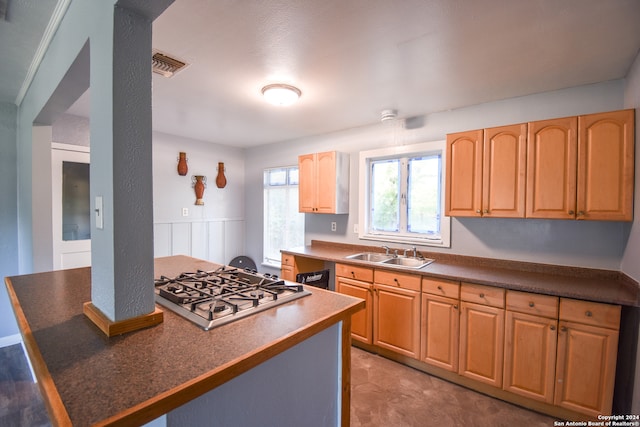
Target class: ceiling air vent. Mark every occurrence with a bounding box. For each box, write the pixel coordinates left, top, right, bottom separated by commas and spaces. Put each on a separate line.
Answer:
152, 50, 189, 78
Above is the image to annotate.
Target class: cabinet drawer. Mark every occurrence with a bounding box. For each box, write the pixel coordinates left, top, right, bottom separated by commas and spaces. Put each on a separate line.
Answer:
559, 298, 621, 330
506, 291, 558, 318
461, 283, 504, 308
374, 270, 421, 291
281, 254, 294, 267
422, 278, 460, 299
335, 263, 374, 282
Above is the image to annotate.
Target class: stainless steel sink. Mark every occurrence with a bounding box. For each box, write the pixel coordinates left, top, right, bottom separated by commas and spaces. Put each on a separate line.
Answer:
345, 252, 434, 269
381, 257, 434, 269
345, 252, 393, 262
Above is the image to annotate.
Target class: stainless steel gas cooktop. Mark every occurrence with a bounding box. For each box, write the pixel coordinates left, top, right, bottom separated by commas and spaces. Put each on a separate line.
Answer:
154, 266, 311, 330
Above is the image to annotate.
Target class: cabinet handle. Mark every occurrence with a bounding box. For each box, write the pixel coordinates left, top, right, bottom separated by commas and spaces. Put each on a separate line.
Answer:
550, 325, 556, 331
578, 211, 585, 216
475, 210, 481, 214
560, 326, 567, 332
437, 285, 443, 291
585, 310, 592, 317
351, 272, 355, 278
393, 278, 399, 285
529, 302, 535, 308
453, 304, 458, 310
568, 210, 575, 215
483, 209, 489, 214
479, 293, 485, 298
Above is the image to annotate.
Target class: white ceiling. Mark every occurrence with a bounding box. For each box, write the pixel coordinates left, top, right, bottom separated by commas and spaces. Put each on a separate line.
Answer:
4, 0, 640, 148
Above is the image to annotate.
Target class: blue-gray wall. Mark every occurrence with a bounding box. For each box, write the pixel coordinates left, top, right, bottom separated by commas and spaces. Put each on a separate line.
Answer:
0, 103, 19, 337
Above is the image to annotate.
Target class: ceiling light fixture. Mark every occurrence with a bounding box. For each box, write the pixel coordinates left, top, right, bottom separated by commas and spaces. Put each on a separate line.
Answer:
381, 109, 397, 122
261, 84, 302, 106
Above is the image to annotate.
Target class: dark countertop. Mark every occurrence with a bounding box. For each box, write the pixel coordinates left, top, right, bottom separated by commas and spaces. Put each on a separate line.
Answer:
4, 255, 364, 426
282, 241, 640, 307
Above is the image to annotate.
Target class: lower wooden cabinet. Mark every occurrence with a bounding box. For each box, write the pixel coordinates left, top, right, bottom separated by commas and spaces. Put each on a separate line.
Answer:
421, 278, 460, 372
336, 276, 373, 344
554, 299, 621, 417
374, 283, 420, 358
280, 254, 295, 282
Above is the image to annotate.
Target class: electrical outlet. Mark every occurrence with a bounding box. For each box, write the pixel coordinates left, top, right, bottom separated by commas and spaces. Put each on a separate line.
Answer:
182, 207, 189, 217
331, 222, 337, 232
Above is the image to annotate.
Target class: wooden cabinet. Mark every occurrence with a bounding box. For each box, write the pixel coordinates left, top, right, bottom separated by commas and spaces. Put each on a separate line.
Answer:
527, 109, 634, 221
336, 263, 374, 345
503, 291, 559, 403
280, 253, 295, 282
446, 124, 527, 218
373, 270, 421, 359
577, 110, 635, 221
298, 151, 349, 214
280, 253, 324, 283
554, 299, 621, 417
459, 283, 505, 387
526, 116, 578, 219
421, 278, 460, 372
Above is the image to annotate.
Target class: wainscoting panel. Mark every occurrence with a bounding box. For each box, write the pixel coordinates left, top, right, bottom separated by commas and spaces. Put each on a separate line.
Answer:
153, 219, 245, 266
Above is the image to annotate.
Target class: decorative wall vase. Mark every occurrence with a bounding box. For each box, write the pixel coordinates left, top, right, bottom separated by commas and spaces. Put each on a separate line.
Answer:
177, 152, 188, 176
216, 162, 227, 188
192, 175, 206, 205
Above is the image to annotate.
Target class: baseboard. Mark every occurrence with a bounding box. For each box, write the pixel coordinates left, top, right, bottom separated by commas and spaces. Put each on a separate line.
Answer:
0, 333, 22, 348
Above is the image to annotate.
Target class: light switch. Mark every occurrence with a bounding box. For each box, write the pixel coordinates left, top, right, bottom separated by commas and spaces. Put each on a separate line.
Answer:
95, 196, 103, 230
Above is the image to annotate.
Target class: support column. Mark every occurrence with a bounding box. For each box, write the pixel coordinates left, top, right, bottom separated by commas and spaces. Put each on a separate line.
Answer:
84, 5, 162, 334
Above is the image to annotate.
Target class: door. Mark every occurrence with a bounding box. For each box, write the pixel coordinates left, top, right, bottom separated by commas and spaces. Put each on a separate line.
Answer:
421, 293, 459, 372
52, 144, 91, 269
337, 277, 373, 344
373, 283, 420, 358
445, 130, 483, 216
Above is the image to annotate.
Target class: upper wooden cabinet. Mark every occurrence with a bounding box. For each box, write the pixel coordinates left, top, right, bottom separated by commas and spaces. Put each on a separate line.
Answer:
527, 109, 635, 221
298, 151, 349, 214
448, 108, 635, 221
446, 124, 527, 218
526, 116, 578, 219
577, 110, 635, 221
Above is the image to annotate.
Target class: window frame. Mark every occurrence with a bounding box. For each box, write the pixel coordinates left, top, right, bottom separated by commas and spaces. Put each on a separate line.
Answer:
358, 140, 451, 248
262, 166, 304, 268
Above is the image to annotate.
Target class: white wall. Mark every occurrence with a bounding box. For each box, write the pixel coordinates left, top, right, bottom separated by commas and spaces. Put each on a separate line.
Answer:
245, 80, 630, 274
152, 131, 246, 264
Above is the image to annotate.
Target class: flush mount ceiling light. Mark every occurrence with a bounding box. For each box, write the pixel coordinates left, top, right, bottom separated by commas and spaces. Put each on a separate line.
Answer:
261, 84, 302, 106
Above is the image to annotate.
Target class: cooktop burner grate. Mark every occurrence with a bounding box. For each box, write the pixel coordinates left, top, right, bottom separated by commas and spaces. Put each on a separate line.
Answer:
154, 266, 311, 330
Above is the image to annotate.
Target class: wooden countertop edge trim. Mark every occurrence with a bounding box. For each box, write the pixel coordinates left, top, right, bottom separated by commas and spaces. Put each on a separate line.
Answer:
92, 299, 366, 427
4, 277, 72, 427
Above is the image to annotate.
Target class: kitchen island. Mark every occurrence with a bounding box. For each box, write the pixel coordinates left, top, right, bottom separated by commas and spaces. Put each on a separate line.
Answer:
4, 255, 365, 426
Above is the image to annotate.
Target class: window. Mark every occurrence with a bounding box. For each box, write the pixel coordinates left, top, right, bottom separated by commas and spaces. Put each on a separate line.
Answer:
359, 141, 450, 247
263, 166, 305, 266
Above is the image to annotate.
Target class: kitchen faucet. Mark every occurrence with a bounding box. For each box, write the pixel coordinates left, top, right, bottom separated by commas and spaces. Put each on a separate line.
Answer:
381, 245, 390, 255
403, 246, 418, 258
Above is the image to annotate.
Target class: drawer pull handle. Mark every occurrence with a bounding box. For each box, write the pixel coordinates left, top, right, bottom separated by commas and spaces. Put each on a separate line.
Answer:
437, 285, 443, 291
560, 326, 567, 332
394, 278, 399, 285
550, 325, 556, 331
585, 310, 592, 317
479, 293, 485, 298
453, 304, 458, 310
476, 209, 481, 214
529, 302, 535, 308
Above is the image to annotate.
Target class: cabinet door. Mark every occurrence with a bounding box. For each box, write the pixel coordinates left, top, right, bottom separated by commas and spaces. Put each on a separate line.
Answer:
298, 153, 316, 213
446, 130, 483, 217
374, 283, 420, 359
315, 151, 338, 213
483, 124, 527, 218
281, 265, 295, 282
554, 320, 619, 417
421, 293, 459, 372
459, 301, 504, 387
503, 311, 557, 403
577, 109, 635, 221
526, 117, 578, 219
337, 277, 373, 344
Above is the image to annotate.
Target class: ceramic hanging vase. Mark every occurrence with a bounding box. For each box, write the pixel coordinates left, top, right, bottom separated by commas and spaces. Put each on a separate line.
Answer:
177, 152, 188, 176
192, 175, 206, 205
216, 162, 227, 188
